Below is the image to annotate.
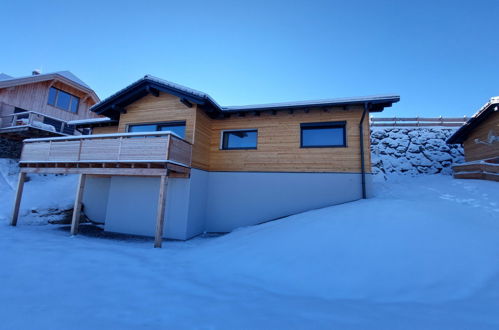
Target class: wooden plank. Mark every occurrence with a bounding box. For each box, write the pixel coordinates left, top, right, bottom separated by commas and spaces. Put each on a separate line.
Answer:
20, 166, 174, 177
10, 172, 27, 226
70, 174, 87, 235
154, 175, 168, 248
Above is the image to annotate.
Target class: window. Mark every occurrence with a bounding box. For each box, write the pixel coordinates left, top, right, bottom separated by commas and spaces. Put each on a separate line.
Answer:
47, 87, 80, 113
300, 121, 346, 148
221, 129, 258, 150
128, 121, 186, 138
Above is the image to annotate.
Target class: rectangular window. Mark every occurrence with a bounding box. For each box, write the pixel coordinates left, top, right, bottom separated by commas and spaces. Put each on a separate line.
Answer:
128, 121, 186, 138
221, 129, 258, 150
47, 87, 80, 113
300, 121, 346, 148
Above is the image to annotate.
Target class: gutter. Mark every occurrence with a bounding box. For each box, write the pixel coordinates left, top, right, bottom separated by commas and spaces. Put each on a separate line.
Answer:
359, 103, 369, 199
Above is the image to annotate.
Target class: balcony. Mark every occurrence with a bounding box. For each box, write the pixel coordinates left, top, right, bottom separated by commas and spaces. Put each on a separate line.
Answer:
19, 131, 192, 177
0, 103, 75, 137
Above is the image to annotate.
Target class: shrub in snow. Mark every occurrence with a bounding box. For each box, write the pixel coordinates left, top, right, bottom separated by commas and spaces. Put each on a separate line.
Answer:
371, 127, 464, 176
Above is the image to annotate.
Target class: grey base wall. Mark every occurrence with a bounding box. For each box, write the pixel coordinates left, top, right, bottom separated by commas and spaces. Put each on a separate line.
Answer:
201, 170, 369, 233
81, 170, 371, 240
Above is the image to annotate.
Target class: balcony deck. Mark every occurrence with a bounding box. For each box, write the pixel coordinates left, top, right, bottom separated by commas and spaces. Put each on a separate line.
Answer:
19, 131, 192, 177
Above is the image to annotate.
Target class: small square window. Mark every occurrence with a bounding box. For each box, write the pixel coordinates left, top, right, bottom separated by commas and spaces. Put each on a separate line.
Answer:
221, 130, 258, 150
300, 121, 346, 148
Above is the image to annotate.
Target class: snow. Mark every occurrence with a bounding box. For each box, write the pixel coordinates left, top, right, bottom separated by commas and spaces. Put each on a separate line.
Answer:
67, 117, 114, 125
0, 160, 498, 329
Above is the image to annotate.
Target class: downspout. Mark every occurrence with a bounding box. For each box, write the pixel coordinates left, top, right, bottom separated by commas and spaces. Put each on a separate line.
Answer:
359, 102, 369, 199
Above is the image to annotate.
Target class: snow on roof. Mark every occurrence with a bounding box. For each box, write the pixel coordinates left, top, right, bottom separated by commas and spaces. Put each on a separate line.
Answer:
447, 96, 499, 144
0, 71, 92, 91
92, 74, 399, 116
0, 73, 13, 81
66, 117, 115, 125
223, 94, 401, 111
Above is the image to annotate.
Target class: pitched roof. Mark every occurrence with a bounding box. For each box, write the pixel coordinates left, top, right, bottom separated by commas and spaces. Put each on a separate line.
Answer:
447, 97, 499, 144
0, 71, 99, 103
0, 73, 13, 81
91, 75, 400, 119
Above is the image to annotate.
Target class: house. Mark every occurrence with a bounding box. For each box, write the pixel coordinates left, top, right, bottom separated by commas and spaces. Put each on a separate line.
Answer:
447, 97, 499, 181
0, 70, 100, 139
10, 75, 399, 247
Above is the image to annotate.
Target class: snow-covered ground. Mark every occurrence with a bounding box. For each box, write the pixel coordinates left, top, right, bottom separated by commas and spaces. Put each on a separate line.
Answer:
1, 162, 498, 329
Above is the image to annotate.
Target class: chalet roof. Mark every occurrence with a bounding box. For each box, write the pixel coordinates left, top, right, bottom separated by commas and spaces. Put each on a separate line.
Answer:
0, 71, 99, 103
0, 73, 13, 81
447, 97, 499, 144
91, 75, 400, 120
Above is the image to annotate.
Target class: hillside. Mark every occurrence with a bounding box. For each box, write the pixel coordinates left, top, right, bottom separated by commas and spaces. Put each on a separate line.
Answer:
1, 161, 498, 329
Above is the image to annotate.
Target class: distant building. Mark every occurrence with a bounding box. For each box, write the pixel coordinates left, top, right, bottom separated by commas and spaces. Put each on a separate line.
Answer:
0, 71, 100, 139
447, 97, 499, 181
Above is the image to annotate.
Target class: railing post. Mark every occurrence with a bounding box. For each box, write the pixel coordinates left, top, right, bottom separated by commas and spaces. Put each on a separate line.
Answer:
117, 137, 123, 160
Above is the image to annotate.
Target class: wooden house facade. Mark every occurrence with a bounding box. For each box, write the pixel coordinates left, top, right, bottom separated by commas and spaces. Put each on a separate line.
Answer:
0, 71, 99, 139
447, 97, 499, 181
11, 75, 399, 247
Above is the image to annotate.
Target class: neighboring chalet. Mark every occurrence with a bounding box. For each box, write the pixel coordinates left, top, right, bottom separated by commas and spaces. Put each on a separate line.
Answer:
0, 70, 100, 139
11, 75, 399, 247
447, 97, 499, 181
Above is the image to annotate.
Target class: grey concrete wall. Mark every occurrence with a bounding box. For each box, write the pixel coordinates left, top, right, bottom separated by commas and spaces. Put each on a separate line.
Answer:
81, 170, 370, 240
82, 176, 110, 223
103, 176, 192, 240
203, 171, 368, 233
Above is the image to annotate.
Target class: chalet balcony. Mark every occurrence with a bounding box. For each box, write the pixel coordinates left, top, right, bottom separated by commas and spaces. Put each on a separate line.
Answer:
0, 102, 75, 137
19, 131, 192, 177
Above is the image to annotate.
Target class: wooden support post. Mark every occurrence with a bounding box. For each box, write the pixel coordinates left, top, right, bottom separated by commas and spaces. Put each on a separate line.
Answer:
154, 175, 168, 248
10, 172, 27, 226
70, 174, 87, 236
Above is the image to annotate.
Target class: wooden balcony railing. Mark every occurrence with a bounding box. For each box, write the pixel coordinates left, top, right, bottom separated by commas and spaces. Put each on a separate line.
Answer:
0, 110, 74, 135
19, 131, 192, 176
370, 117, 468, 127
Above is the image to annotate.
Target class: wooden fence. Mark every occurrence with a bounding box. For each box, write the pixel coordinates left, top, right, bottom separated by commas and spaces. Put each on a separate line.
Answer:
370, 117, 468, 127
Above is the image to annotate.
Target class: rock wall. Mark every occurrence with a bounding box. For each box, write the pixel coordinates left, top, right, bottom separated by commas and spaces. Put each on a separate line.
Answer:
0, 137, 23, 159
371, 127, 464, 175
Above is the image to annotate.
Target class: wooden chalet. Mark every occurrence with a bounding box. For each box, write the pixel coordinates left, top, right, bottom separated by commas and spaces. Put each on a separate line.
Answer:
447, 97, 499, 181
0, 71, 100, 139
10, 75, 399, 247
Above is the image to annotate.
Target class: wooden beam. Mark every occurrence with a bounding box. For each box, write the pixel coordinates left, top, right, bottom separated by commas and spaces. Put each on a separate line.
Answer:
10, 172, 27, 226
154, 175, 168, 248
180, 98, 193, 108
146, 86, 160, 97
70, 174, 87, 236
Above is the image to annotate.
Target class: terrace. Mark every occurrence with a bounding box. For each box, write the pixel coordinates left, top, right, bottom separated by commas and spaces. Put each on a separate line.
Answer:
11, 131, 193, 247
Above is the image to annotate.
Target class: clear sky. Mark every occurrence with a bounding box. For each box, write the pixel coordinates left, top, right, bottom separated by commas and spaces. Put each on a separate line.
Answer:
1, 0, 497, 117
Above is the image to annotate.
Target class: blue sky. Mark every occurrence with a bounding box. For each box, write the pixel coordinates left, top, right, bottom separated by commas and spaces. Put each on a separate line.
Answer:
1, 0, 497, 117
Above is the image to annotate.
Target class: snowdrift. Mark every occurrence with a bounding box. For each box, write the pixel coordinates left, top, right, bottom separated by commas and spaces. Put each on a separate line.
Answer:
187, 176, 499, 303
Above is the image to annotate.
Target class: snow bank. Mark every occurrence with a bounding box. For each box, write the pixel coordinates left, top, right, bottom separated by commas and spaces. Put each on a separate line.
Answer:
0, 159, 77, 224
371, 127, 464, 176
186, 176, 499, 303
0, 169, 498, 328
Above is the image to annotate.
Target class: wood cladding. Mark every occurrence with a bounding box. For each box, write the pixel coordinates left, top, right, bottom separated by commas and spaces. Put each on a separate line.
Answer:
92, 126, 119, 135
0, 81, 97, 121
463, 111, 499, 162
109, 92, 373, 173
117, 93, 196, 142
207, 107, 371, 173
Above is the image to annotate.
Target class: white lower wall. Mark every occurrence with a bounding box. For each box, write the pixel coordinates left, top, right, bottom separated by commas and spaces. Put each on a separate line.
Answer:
202, 171, 369, 232
81, 170, 371, 240
82, 176, 110, 223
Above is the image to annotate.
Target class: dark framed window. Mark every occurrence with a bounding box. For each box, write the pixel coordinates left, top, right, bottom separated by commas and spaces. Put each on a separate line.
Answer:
128, 121, 186, 138
221, 129, 258, 150
300, 121, 346, 148
47, 87, 80, 113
